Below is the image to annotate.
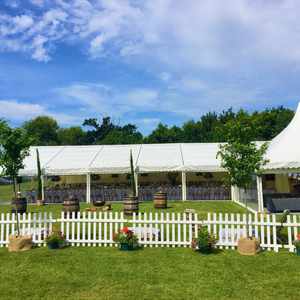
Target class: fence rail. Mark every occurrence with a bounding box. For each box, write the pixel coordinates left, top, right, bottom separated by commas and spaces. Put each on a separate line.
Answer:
0, 212, 299, 252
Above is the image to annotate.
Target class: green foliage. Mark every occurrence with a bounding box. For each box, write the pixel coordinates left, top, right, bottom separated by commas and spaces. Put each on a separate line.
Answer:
0, 126, 33, 184
2, 105, 295, 146
23, 116, 59, 145
83, 117, 143, 144
294, 240, 300, 250
45, 231, 65, 246
145, 123, 183, 143
217, 114, 269, 189
57, 126, 86, 145
113, 227, 139, 247
36, 149, 43, 200
100, 125, 143, 145
193, 226, 217, 253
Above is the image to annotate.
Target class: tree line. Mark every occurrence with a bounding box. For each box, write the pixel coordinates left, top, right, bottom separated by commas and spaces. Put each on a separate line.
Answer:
6, 106, 294, 146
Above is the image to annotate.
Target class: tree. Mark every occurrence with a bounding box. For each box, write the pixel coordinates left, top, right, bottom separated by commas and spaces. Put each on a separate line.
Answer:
57, 127, 86, 145
83, 117, 143, 145
23, 116, 59, 145
252, 106, 294, 140
217, 114, 268, 190
0, 125, 33, 235
83, 117, 114, 144
144, 123, 183, 143
100, 125, 143, 145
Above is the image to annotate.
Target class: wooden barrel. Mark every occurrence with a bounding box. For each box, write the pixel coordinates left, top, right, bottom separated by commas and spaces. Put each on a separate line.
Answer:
154, 191, 167, 209
63, 196, 80, 217
123, 196, 139, 216
11, 197, 27, 214
93, 199, 106, 207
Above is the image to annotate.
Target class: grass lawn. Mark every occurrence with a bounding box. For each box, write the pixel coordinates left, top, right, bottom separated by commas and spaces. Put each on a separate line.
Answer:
0, 201, 247, 218
0, 181, 36, 202
0, 247, 299, 300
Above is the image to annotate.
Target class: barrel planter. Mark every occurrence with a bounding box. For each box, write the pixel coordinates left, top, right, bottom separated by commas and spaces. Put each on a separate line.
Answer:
154, 191, 167, 209
11, 197, 27, 214
123, 195, 139, 216
93, 199, 106, 207
63, 196, 80, 217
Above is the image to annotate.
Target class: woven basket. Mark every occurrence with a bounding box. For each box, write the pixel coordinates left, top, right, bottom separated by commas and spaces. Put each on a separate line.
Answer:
8, 235, 33, 252
237, 237, 260, 256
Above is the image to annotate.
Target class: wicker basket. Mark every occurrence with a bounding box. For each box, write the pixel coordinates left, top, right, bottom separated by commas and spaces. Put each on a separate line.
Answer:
237, 237, 260, 255
8, 235, 33, 252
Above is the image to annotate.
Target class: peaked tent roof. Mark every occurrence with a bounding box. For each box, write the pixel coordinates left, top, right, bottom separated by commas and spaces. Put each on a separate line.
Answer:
265, 102, 300, 172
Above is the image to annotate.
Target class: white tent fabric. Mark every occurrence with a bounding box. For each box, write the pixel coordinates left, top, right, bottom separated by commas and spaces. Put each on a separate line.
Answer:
89, 144, 141, 174
265, 102, 300, 172
20, 146, 65, 176
181, 143, 224, 172
45, 145, 103, 175
19, 143, 226, 176
137, 144, 184, 172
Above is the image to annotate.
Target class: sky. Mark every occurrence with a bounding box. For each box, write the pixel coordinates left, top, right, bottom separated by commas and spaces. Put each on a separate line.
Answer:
0, 0, 300, 134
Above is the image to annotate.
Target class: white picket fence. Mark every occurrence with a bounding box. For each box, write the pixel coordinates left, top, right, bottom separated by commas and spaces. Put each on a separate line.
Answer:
0, 211, 299, 252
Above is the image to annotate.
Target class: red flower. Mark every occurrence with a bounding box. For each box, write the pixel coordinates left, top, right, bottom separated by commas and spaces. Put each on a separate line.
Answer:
121, 227, 129, 234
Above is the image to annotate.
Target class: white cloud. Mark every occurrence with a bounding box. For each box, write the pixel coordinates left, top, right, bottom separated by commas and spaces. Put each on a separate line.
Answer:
126, 89, 159, 107
1, 0, 300, 69
31, 35, 49, 61
55, 83, 160, 117
159, 72, 171, 82
0, 99, 79, 125
1, 0, 300, 128
30, 0, 45, 7
0, 100, 45, 120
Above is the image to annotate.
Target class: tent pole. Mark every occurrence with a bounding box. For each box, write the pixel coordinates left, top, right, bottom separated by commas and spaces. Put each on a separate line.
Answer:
86, 173, 91, 204
41, 175, 45, 202
134, 172, 138, 196
231, 185, 236, 202
256, 175, 264, 213
182, 172, 187, 202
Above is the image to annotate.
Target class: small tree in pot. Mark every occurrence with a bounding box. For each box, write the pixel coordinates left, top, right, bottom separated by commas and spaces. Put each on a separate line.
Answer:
36, 149, 44, 206
123, 150, 138, 216
217, 113, 268, 255
0, 122, 33, 251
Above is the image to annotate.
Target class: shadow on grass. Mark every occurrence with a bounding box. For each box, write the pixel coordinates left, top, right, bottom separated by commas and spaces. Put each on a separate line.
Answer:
194, 248, 223, 255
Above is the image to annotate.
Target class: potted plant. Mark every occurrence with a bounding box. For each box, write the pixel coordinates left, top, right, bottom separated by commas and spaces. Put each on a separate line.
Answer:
123, 150, 138, 216
217, 114, 268, 255
0, 122, 34, 252
46, 231, 66, 249
113, 226, 139, 251
294, 234, 300, 256
191, 226, 217, 253
36, 149, 44, 206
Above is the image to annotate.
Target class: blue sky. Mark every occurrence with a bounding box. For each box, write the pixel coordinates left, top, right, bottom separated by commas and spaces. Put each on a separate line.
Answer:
0, 0, 300, 134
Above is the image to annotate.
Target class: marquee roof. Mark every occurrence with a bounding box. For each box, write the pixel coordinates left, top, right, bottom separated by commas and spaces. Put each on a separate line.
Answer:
265, 102, 300, 172
19, 142, 226, 176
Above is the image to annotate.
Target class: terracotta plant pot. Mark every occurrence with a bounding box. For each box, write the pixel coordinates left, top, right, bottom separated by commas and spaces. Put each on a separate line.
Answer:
237, 237, 260, 256
8, 235, 33, 252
